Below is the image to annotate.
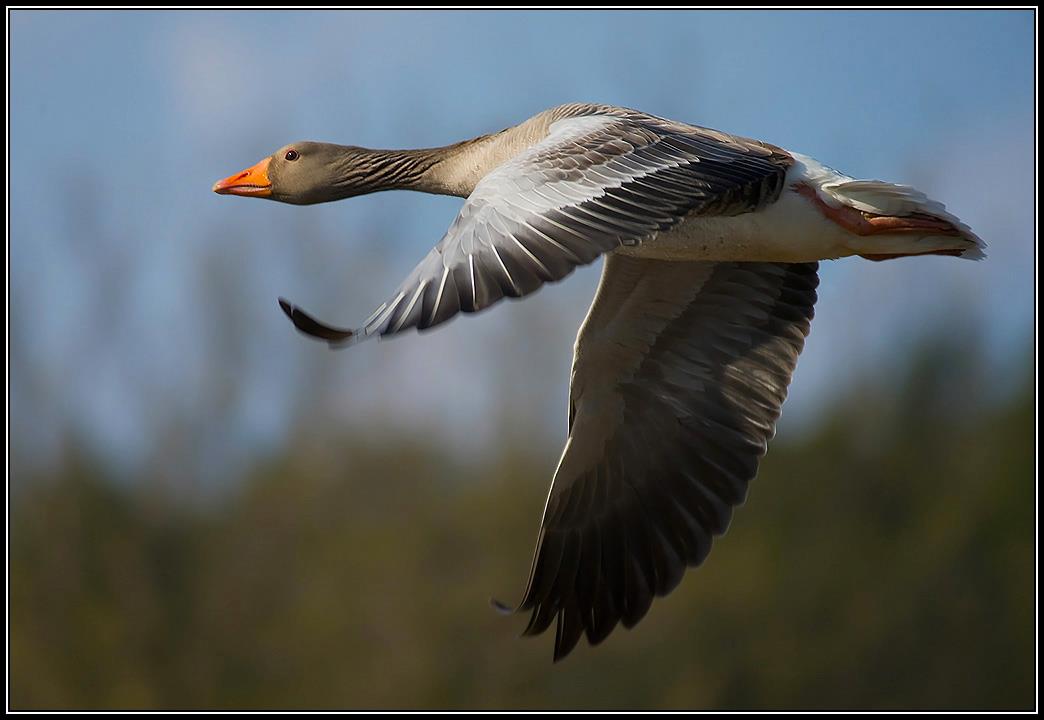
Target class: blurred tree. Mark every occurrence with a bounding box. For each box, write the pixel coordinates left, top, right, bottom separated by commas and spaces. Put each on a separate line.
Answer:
9, 335, 1034, 710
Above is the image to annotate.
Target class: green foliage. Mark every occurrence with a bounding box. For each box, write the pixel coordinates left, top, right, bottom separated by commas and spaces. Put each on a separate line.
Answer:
9, 345, 1034, 710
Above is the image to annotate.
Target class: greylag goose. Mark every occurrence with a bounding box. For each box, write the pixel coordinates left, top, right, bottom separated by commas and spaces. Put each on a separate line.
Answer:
214, 103, 984, 661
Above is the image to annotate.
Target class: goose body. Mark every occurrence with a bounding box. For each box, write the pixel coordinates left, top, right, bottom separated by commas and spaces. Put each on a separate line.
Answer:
214, 103, 983, 661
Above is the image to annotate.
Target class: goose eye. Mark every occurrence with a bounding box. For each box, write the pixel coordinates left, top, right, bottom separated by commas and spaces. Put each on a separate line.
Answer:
285, 150, 299, 161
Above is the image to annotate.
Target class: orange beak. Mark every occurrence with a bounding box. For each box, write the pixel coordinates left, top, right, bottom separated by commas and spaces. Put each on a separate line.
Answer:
212, 157, 272, 197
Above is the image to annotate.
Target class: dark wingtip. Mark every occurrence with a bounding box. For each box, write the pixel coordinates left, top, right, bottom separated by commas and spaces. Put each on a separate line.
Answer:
276, 297, 355, 346
278, 297, 294, 319
552, 631, 578, 663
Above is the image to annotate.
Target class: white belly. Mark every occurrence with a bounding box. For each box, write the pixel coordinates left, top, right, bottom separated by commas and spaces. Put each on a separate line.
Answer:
613, 151, 983, 264
616, 184, 854, 263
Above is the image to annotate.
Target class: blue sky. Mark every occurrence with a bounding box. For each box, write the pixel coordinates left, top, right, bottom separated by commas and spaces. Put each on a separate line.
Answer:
9, 10, 1035, 485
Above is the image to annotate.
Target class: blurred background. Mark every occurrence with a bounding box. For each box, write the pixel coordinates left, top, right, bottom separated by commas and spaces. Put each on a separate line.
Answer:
8, 9, 1034, 710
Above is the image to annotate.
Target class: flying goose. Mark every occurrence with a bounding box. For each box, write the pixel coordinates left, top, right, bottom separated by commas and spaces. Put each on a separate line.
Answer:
214, 103, 984, 661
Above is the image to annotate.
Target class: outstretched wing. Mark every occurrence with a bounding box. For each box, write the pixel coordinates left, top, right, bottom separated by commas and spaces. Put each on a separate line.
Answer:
279, 112, 792, 345
503, 255, 818, 661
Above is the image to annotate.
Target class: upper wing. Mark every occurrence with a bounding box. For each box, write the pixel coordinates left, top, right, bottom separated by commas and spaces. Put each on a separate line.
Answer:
279, 112, 792, 345
504, 254, 819, 661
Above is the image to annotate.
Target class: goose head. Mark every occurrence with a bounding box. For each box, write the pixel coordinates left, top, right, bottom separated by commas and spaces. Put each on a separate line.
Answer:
213, 142, 379, 205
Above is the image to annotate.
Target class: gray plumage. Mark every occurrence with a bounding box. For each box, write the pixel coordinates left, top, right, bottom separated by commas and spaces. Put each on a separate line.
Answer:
214, 102, 980, 661
508, 256, 817, 660
282, 109, 793, 343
